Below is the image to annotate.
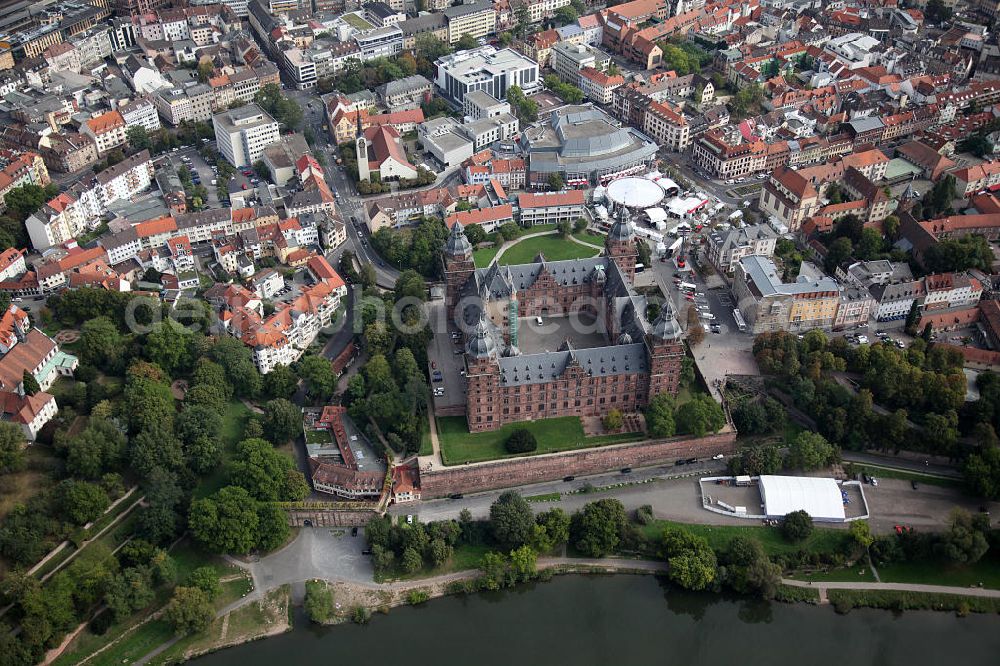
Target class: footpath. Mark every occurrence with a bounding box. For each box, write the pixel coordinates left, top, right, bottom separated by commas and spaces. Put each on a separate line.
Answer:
781, 578, 1000, 604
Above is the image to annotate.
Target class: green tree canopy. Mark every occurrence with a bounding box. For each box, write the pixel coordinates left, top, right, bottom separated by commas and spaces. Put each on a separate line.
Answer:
571, 498, 627, 557
490, 491, 534, 551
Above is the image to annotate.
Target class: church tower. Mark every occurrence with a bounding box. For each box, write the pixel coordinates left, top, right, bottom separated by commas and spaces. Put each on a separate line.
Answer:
442, 221, 475, 321
606, 205, 639, 282
355, 112, 370, 182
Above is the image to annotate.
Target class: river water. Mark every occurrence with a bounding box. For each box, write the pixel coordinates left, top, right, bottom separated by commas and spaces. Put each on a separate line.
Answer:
194, 575, 1000, 666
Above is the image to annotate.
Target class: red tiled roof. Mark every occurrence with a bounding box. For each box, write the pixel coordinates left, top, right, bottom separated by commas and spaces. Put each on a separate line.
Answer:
444, 204, 513, 229
517, 190, 585, 209
85, 110, 125, 135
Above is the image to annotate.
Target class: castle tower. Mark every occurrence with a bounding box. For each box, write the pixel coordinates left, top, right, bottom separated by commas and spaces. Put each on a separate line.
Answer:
606, 206, 638, 282
442, 221, 475, 321
646, 303, 685, 399
465, 316, 500, 432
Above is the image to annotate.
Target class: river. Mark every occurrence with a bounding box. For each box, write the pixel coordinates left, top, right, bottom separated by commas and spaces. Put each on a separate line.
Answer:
194, 575, 1000, 666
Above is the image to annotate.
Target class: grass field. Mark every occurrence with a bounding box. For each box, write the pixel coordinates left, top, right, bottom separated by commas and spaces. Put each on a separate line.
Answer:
418, 418, 433, 456
787, 562, 877, 583
498, 234, 600, 266
305, 429, 332, 444
844, 463, 961, 488
640, 519, 850, 558
86, 620, 175, 666
572, 231, 606, 247
877, 556, 1000, 589
470, 224, 560, 268
436, 415, 643, 465
194, 400, 252, 499
389, 543, 492, 581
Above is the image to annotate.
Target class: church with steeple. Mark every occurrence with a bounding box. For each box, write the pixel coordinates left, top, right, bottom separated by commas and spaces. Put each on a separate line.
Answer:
443, 210, 685, 433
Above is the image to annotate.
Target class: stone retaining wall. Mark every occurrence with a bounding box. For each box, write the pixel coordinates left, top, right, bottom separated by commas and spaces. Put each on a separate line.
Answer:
419, 431, 737, 498
286, 509, 379, 527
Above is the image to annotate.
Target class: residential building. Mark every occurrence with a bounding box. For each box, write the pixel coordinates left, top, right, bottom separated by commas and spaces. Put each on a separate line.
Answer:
733, 256, 840, 333
117, 96, 161, 132
706, 224, 778, 274
444, 1, 497, 44
377, 74, 432, 111
759, 167, 820, 232
578, 66, 624, 105
642, 101, 690, 152
81, 110, 127, 155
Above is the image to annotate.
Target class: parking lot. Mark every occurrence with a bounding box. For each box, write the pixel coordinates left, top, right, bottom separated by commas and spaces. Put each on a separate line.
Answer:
426, 300, 467, 410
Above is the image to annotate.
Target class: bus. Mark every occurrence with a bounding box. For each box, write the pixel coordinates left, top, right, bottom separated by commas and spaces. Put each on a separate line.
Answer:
733, 308, 748, 332
678, 282, 697, 292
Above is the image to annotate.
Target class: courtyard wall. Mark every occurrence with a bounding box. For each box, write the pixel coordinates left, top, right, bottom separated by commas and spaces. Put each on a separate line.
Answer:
419, 430, 737, 498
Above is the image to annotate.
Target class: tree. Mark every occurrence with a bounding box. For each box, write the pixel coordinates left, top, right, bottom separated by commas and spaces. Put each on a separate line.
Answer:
229, 438, 309, 502
674, 394, 726, 437
20, 370, 39, 396
65, 418, 125, 479
964, 444, 1000, 499
263, 364, 298, 400
935, 509, 989, 564
505, 428, 538, 454
262, 398, 301, 444
104, 566, 155, 621
602, 409, 624, 432
856, 227, 885, 260
548, 172, 565, 191
490, 491, 534, 551
477, 551, 510, 591
824, 236, 854, 273
189, 486, 261, 554
660, 527, 717, 590
509, 545, 537, 582
304, 580, 334, 623
0, 421, 25, 474
532, 507, 571, 552
904, 300, 920, 336
456, 33, 479, 51
165, 587, 213, 636
145, 320, 190, 375
79, 316, 122, 369
732, 444, 781, 476
571, 498, 627, 557
648, 394, 678, 439
126, 125, 152, 153
557, 220, 572, 237
5, 183, 57, 221
298, 354, 337, 400
554, 5, 578, 25
188, 567, 221, 601
722, 535, 781, 599
256, 503, 291, 553
785, 431, 837, 470
401, 546, 423, 573
849, 520, 874, 552
56, 479, 109, 525
780, 510, 814, 542
129, 427, 184, 478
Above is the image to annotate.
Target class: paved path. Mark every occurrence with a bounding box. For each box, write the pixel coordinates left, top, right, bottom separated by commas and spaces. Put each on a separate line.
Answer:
781, 578, 1000, 600
426, 403, 442, 461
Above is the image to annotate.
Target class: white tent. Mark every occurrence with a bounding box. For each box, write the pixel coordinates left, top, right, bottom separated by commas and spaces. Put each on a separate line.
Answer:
645, 207, 667, 223
758, 475, 846, 522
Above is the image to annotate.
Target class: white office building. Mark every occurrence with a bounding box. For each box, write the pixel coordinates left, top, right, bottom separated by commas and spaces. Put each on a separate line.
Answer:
434, 46, 540, 105
213, 104, 281, 168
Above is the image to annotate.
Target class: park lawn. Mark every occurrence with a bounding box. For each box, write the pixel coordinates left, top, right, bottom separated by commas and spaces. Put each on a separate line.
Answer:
572, 231, 606, 247
194, 400, 253, 498
86, 620, 176, 666
390, 543, 492, 582
418, 417, 433, 456
498, 234, 600, 266
437, 415, 643, 465
844, 463, 961, 488
640, 519, 850, 558
170, 538, 242, 583
473, 245, 500, 267
787, 562, 878, 583
0, 446, 58, 519
876, 555, 1000, 589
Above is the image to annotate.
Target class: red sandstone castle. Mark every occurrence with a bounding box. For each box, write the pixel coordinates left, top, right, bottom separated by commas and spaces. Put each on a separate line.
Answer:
443, 212, 686, 433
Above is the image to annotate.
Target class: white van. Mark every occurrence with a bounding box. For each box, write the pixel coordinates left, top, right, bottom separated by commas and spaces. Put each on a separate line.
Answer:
535, 316, 543, 326
700, 313, 716, 321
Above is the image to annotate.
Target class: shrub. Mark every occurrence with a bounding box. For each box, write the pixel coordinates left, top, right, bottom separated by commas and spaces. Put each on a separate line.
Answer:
304, 580, 334, 623
352, 606, 372, 624
505, 428, 537, 454
407, 589, 430, 605
635, 505, 654, 525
